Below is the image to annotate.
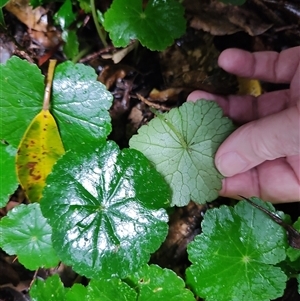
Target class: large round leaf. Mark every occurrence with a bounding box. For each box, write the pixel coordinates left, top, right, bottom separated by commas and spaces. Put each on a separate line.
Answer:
103, 0, 186, 51
51, 61, 112, 150
0, 56, 44, 147
186, 198, 288, 301
0, 203, 58, 270
0, 143, 18, 207
41, 140, 171, 279
86, 278, 136, 301
129, 100, 235, 206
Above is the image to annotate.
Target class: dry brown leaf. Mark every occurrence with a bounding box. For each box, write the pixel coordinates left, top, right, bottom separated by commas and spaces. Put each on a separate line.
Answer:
128, 106, 143, 125
6, 0, 48, 32
5, 0, 61, 48
148, 88, 183, 102
136, 93, 171, 111
98, 64, 134, 89
101, 41, 138, 64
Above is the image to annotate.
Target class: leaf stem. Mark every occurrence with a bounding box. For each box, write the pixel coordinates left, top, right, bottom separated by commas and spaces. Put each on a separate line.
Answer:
90, 0, 108, 48
43, 60, 57, 111
71, 46, 92, 64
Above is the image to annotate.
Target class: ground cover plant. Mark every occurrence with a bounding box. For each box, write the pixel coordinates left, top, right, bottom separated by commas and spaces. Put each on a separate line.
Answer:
1, 0, 300, 300
1, 55, 300, 301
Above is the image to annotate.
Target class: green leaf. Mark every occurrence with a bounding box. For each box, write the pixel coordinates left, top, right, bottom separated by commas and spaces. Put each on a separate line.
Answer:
129, 100, 235, 206
0, 8, 5, 27
0, 203, 59, 270
103, 0, 186, 51
186, 198, 288, 301
65, 284, 87, 301
54, 0, 76, 29
0, 0, 10, 7
0, 0, 8, 27
0, 143, 18, 207
51, 61, 112, 149
29, 0, 55, 7
78, 0, 91, 13
62, 29, 79, 59
66, 279, 137, 301
298, 274, 300, 294
40, 140, 170, 279
0, 56, 45, 147
30, 274, 66, 301
29, 0, 43, 8
87, 278, 136, 300
127, 264, 195, 301
0, 56, 113, 151
55, 2, 80, 59
286, 218, 300, 262
97, 9, 105, 25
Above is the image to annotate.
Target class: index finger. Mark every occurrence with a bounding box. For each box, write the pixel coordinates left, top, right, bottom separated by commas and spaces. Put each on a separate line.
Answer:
218, 47, 300, 84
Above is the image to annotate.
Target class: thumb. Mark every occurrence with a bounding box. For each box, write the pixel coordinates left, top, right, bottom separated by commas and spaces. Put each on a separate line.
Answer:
215, 104, 300, 177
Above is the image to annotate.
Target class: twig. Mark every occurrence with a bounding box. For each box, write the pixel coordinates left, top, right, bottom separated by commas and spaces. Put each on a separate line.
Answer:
43, 60, 57, 110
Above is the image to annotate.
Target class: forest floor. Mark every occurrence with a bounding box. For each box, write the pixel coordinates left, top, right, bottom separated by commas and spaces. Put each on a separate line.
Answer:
1, 0, 300, 300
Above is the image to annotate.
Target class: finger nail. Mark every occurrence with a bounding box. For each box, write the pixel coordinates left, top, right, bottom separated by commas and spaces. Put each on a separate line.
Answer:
216, 152, 249, 176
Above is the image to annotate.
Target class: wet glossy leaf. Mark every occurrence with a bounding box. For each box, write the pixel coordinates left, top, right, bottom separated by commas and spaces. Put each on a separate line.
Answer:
65, 284, 87, 301
186, 198, 287, 301
40, 140, 170, 279
62, 29, 79, 60
129, 100, 235, 206
242, 196, 300, 249
54, 0, 76, 29
127, 264, 195, 301
30, 275, 66, 301
0, 203, 58, 270
51, 61, 112, 149
0, 56, 113, 151
103, 0, 186, 51
0, 56, 44, 147
87, 278, 136, 300
0, 143, 18, 207
16, 110, 65, 202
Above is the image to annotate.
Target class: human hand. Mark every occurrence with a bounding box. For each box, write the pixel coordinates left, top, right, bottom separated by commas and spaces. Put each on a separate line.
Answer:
188, 47, 300, 203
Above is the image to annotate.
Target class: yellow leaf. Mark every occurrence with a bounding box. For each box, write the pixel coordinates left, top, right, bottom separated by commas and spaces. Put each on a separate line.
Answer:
16, 60, 65, 202
237, 77, 262, 97
16, 110, 65, 202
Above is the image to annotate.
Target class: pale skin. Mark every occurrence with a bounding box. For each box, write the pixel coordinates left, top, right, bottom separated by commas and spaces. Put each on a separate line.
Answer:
188, 47, 300, 204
